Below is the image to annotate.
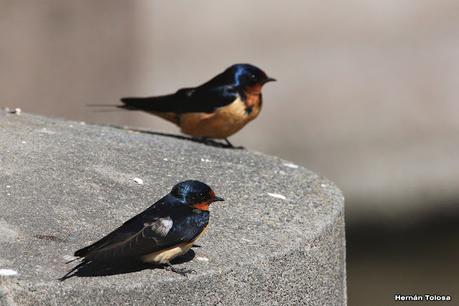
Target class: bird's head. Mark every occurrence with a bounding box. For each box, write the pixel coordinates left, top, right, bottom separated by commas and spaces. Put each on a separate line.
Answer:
170, 180, 224, 211
228, 64, 276, 93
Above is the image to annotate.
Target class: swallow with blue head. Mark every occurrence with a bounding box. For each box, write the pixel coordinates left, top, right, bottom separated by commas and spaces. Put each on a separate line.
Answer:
60, 180, 224, 280
119, 64, 276, 147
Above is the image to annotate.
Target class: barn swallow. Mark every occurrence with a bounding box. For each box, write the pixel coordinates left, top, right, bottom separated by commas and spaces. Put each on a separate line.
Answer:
60, 180, 223, 280
119, 64, 275, 147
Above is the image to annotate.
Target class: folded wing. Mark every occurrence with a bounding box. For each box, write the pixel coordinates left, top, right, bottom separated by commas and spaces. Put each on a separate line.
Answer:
75, 216, 174, 262
120, 85, 238, 114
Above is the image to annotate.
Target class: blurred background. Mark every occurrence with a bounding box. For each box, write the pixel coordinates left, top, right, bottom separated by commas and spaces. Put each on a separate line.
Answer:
1, 0, 458, 304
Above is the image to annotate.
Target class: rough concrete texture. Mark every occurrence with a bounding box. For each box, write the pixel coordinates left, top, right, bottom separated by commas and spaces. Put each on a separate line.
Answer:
0, 111, 346, 305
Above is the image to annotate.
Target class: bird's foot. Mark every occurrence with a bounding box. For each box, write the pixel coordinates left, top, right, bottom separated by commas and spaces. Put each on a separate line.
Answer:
224, 139, 244, 149
164, 264, 196, 277
191, 136, 218, 146
189, 136, 244, 149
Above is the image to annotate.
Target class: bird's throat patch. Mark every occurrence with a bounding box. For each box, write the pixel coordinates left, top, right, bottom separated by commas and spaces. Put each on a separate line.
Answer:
242, 87, 261, 116
192, 202, 210, 211
246, 84, 262, 95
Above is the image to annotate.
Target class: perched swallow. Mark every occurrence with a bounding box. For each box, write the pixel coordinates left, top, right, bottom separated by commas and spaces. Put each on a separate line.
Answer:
120, 64, 275, 147
60, 180, 223, 280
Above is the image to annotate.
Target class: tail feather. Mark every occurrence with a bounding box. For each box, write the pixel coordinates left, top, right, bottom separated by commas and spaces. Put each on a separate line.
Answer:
119, 97, 147, 110
59, 260, 87, 281
119, 88, 196, 113
120, 95, 176, 112
86, 104, 121, 107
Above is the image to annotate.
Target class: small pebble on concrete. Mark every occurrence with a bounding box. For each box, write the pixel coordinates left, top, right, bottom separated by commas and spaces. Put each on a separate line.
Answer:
267, 193, 287, 200
0, 269, 18, 276
133, 177, 144, 185
196, 257, 209, 262
3, 107, 21, 115
283, 162, 299, 169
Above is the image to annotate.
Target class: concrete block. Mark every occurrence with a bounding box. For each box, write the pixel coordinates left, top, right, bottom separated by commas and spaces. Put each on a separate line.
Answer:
0, 111, 346, 305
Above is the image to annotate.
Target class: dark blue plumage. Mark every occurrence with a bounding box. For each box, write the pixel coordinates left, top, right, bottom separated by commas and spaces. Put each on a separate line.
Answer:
61, 180, 223, 280
117, 64, 275, 144
120, 63, 275, 114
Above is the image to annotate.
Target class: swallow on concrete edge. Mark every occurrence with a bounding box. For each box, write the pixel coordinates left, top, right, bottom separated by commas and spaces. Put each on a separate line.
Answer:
118, 63, 275, 148
60, 180, 223, 280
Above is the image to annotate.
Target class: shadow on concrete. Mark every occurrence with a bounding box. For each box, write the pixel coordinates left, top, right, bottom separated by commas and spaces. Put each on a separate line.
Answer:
60, 249, 196, 280
86, 105, 245, 149
107, 125, 245, 150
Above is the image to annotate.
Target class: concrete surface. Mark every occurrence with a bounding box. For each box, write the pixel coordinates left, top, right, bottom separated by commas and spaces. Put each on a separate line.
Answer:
0, 111, 345, 305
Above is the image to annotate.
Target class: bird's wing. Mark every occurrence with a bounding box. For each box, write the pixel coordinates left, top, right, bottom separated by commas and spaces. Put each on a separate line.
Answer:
77, 216, 176, 262
120, 85, 238, 114
74, 211, 144, 258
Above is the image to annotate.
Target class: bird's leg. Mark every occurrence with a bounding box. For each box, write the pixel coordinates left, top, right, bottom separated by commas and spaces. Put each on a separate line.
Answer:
164, 263, 196, 277
224, 138, 234, 148
224, 138, 245, 150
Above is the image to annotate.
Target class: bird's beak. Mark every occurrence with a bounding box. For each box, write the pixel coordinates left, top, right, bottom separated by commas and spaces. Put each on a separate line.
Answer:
213, 196, 225, 202
263, 77, 276, 84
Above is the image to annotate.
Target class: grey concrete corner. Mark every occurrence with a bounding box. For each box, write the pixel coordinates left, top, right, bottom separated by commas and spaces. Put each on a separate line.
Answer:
0, 111, 346, 305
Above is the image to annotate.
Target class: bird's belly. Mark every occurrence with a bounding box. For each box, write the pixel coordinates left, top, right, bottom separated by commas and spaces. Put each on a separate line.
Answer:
179, 98, 260, 139
141, 242, 193, 264
141, 225, 208, 264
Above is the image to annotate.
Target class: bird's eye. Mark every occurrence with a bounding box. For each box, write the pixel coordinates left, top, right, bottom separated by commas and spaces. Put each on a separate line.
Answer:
251, 74, 256, 79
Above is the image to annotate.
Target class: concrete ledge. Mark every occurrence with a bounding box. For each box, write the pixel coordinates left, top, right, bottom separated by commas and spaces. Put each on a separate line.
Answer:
0, 111, 346, 305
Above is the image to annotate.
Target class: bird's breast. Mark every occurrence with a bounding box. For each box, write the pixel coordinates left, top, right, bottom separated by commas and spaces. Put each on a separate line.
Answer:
179, 94, 262, 139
